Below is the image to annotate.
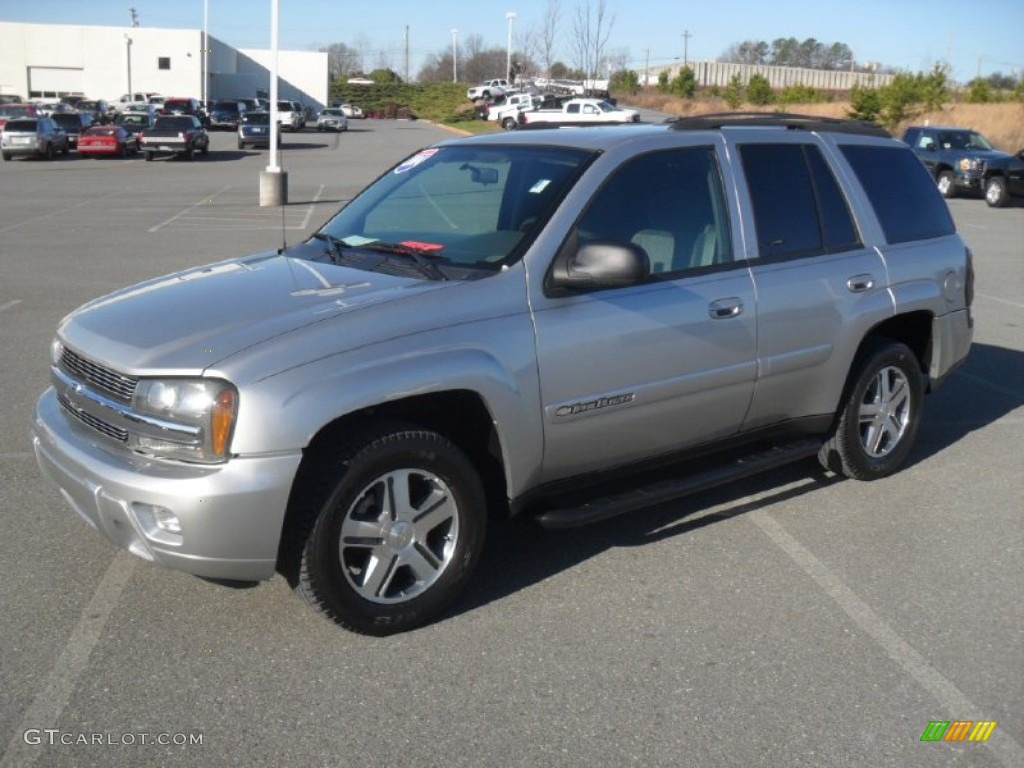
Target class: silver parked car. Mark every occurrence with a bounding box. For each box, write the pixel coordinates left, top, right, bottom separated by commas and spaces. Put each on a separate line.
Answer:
32, 115, 973, 636
315, 107, 348, 132
1, 117, 69, 160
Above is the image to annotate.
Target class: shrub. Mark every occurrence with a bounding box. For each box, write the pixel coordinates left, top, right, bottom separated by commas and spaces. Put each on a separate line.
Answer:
747, 74, 773, 105
723, 75, 744, 109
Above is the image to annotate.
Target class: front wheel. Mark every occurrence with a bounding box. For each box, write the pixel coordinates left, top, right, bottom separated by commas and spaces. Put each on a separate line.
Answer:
502, 117, 517, 131
143, 151, 153, 162
985, 175, 1009, 207
285, 423, 487, 635
819, 340, 923, 481
937, 170, 956, 198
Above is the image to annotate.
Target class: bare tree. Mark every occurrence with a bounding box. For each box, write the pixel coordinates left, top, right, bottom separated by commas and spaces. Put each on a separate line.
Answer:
540, 0, 562, 74
570, 0, 615, 80
318, 42, 362, 80
516, 24, 543, 79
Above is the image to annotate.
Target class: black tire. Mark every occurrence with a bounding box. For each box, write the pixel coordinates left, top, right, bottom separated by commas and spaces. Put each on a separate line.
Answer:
984, 176, 1009, 207
1, 151, 10, 161
200, 143, 209, 155
937, 170, 956, 199
237, 139, 244, 149
819, 340, 923, 481
502, 117, 517, 131
61, 144, 70, 156
44, 143, 54, 160
144, 151, 153, 162
183, 147, 193, 161
118, 144, 127, 159
284, 422, 487, 636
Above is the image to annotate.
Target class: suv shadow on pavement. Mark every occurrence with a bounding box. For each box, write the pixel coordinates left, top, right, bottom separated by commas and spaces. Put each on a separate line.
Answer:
451, 342, 1023, 620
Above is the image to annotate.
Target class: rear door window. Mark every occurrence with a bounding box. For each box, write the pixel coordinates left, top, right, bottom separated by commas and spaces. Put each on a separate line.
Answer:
740, 143, 861, 259
840, 144, 955, 243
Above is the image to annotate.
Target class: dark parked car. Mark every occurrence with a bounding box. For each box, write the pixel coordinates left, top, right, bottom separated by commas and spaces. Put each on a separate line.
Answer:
209, 100, 245, 130
75, 100, 113, 124
113, 111, 155, 140
161, 97, 207, 126
902, 125, 1024, 207
237, 111, 280, 149
51, 112, 94, 149
1, 117, 69, 160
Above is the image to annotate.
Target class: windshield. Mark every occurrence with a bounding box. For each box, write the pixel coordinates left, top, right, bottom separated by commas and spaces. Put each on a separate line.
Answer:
314, 144, 594, 275
937, 130, 995, 151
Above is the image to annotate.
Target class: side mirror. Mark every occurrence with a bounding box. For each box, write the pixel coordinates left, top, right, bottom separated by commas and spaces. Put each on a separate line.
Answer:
549, 241, 650, 293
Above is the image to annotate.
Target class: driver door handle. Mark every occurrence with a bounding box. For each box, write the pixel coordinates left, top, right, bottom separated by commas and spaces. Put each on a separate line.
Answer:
708, 298, 743, 319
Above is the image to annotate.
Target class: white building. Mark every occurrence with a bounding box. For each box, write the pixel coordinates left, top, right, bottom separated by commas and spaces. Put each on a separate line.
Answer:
0, 21, 328, 109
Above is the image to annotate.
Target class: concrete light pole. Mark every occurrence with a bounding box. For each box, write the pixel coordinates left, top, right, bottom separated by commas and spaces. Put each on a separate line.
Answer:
124, 34, 133, 96
202, 0, 209, 106
505, 11, 516, 83
260, 0, 287, 206
452, 28, 458, 83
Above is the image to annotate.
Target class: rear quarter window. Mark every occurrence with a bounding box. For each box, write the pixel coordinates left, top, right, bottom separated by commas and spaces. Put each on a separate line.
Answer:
839, 144, 955, 243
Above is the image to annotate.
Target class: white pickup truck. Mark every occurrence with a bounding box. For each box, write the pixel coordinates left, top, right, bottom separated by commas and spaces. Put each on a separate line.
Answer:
487, 93, 540, 129
517, 98, 639, 127
466, 79, 509, 101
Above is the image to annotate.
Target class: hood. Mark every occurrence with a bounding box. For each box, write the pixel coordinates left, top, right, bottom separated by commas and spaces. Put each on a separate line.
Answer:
58, 241, 456, 374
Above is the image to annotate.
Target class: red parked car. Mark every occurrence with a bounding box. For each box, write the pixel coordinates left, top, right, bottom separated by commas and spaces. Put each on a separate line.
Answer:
77, 125, 138, 158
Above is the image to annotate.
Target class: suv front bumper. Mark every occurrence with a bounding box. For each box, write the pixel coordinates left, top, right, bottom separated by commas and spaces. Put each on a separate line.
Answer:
31, 388, 301, 581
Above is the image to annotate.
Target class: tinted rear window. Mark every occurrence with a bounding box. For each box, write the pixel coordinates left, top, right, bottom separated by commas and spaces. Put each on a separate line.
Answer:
840, 145, 955, 243
4, 119, 36, 131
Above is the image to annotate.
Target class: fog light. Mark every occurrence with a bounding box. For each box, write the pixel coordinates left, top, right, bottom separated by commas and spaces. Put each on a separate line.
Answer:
133, 502, 182, 536
153, 506, 182, 534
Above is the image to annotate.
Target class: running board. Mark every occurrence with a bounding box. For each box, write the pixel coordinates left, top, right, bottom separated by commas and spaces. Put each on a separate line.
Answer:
535, 439, 823, 530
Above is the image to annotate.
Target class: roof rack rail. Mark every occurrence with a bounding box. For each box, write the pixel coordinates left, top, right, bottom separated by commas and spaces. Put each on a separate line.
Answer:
666, 111, 890, 138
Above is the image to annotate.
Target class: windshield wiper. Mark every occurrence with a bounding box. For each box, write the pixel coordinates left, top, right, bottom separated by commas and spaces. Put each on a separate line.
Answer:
356, 241, 449, 281
310, 232, 347, 264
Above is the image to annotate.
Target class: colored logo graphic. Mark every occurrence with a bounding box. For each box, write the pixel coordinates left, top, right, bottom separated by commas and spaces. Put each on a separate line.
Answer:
920, 720, 997, 742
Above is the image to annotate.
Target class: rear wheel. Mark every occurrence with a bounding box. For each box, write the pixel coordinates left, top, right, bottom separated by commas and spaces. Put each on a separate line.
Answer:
44, 143, 54, 160
819, 340, 923, 480
284, 422, 487, 636
985, 176, 1009, 207
144, 152, 153, 162
1, 151, 10, 161
937, 170, 956, 198
502, 117, 517, 131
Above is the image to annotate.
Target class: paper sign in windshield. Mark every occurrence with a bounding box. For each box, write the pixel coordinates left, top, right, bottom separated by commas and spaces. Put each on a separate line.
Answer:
394, 148, 439, 174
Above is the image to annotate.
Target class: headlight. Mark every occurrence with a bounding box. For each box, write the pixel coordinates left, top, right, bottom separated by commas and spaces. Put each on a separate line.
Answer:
958, 157, 981, 172
130, 378, 238, 463
50, 338, 64, 366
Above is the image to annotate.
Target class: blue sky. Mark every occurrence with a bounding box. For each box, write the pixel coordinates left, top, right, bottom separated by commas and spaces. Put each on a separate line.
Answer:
4, 0, 1022, 83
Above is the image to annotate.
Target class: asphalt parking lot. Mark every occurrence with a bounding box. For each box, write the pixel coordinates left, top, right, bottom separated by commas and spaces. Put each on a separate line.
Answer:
0, 121, 1021, 768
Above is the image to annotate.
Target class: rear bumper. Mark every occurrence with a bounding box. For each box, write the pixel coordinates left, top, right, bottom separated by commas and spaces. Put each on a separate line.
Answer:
32, 388, 301, 581
929, 308, 973, 390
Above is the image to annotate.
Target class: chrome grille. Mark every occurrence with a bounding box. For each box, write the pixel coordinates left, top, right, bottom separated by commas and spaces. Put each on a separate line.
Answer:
59, 348, 137, 403
57, 392, 129, 442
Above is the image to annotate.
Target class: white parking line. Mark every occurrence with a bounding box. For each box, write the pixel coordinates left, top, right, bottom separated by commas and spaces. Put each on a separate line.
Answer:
148, 184, 232, 232
976, 292, 1024, 310
751, 512, 1024, 767
0, 551, 137, 768
0, 299, 23, 313
0, 190, 127, 234
956, 371, 1024, 400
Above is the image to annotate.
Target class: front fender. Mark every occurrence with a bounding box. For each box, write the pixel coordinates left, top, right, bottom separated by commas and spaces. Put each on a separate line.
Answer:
227, 324, 545, 500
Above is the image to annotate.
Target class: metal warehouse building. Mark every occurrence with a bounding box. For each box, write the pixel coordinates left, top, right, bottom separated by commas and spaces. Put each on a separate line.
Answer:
0, 21, 328, 110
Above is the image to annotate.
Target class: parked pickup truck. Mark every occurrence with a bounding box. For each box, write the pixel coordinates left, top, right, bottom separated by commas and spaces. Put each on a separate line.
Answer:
467, 79, 510, 101
902, 124, 1024, 207
487, 93, 540, 129
518, 97, 639, 127
33, 114, 973, 636
139, 115, 209, 161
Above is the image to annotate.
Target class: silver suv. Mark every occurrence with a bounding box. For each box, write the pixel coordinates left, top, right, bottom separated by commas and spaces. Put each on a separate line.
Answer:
32, 114, 973, 635
1, 117, 69, 160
